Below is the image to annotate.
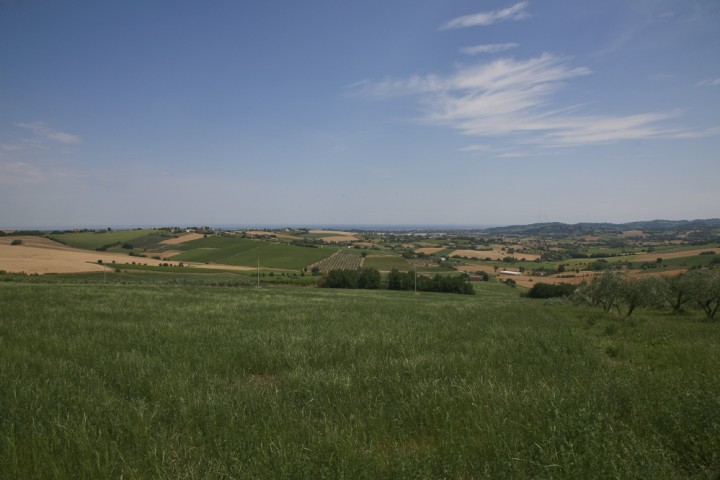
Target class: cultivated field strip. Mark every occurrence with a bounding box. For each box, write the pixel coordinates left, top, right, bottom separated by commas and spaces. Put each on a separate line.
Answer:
310, 250, 364, 272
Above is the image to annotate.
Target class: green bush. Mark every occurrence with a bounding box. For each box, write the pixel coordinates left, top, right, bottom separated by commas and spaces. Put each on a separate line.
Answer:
527, 282, 576, 299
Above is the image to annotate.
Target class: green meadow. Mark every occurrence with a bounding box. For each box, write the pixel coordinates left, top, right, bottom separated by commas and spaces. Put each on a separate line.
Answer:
49, 229, 161, 250
1, 282, 719, 478
169, 236, 338, 270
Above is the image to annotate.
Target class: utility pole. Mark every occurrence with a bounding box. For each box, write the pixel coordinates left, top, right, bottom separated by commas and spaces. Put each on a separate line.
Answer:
414, 265, 417, 293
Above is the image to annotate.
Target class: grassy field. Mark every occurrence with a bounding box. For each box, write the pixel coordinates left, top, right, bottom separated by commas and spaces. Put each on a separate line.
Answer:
49, 229, 161, 250
1, 282, 719, 478
168, 236, 338, 270
363, 254, 412, 271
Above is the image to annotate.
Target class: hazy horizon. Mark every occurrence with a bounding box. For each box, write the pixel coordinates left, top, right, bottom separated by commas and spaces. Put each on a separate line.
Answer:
2, 1, 719, 226
4, 217, 719, 233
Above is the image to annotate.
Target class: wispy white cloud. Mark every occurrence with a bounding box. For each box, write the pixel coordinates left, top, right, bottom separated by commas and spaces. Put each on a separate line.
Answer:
460, 43, 519, 55
355, 53, 714, 148
15, 122, 81, 144
0, 143, 24, 152
459, 144, 493, 152
441, 2, 530, 29
697, 78, 720, 87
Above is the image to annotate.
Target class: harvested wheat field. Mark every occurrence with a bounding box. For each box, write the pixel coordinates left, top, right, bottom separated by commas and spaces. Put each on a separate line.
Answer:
630, 248, 717, 262
511, 272, 600, 288
309, 229, 355, 236
450, 249, 541, 261
159, 233, 205, 245
415, 247, 445, 255
0, 242, 186, 274
0, 236, 76, 250
453, 264, 497, 275
319, 235, 360, 243
245, 231, 303, 240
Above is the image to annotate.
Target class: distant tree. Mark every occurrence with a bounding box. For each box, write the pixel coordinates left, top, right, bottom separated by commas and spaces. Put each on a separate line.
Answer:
321, 269, 358, 289
357, 268, 381, 289
387, 269, 410, 290
527, 282, 576, 299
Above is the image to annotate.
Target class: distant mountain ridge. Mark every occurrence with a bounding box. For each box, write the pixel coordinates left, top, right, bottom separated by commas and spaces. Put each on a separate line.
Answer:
482, 218, 720, 236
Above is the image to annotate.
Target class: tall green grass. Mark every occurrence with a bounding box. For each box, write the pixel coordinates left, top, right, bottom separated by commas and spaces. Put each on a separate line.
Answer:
0, 283, 718, 478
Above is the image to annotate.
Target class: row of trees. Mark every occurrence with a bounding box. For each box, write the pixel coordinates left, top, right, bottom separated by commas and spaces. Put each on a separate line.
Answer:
572, 268, 720, 320
319, 268, 475, 295
319, 268, 382, 289
387, 269, 475, 295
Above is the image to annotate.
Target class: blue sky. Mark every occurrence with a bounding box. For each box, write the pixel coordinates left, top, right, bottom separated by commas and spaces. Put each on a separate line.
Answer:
1, 0, 719, 228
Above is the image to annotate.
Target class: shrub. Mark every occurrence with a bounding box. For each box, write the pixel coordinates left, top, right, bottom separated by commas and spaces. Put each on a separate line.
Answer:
10, 239, 23, 246
527, 282, 576, 299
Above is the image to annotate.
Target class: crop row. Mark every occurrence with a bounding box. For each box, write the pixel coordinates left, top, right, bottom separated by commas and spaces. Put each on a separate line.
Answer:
311, 250, 363, 272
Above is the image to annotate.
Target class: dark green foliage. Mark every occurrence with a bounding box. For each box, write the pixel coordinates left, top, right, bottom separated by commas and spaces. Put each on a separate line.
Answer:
357, 267, 381, 289
10, 239, 22, 246
387, 268, 414, 291
387, 269, 474, 295
527, 282, 576, 299
321, 269, 358, 288
321, 268, 383, 290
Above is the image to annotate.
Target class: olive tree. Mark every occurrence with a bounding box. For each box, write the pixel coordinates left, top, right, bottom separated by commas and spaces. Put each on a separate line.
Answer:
685, 268, 720, 320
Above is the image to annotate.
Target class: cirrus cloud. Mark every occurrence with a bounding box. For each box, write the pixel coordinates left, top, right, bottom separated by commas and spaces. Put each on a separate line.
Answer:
441, 2, 530, 29
354, 53, 716, 149
460, 43, 519, 55
15, 122, 81, 144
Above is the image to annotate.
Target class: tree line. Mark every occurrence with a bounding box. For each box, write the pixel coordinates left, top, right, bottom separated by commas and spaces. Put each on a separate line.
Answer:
319, 268, 475, 295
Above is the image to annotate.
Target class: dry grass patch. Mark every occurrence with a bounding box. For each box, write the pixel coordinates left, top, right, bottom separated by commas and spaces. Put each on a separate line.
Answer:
454, 264, 497, 275
415, 247, 445, 255
246, 230, 303, 240
450, 249, 541, 261
159, 233, 205, 245
320, 235, 360, 243
0, 236, 74, 250
0, 243, 185, 274
309, 229, 355, 236
631, 248, 717, 262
